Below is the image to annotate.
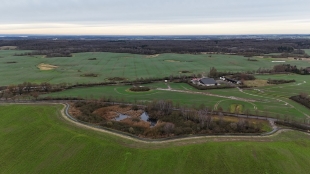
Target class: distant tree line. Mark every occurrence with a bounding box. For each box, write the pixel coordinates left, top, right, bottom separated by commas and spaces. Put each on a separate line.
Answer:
1, 39, 310, 57
256, 64, 310, 75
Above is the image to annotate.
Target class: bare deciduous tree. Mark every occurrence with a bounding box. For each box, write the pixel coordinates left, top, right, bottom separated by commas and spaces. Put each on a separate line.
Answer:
163, 123, 175, 135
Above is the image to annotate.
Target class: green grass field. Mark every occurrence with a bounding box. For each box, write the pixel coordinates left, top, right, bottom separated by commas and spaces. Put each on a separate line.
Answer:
1, 49, 309, 119
1, 104, 310, 174
42, 73, 310, 120
1, 50, 310, 85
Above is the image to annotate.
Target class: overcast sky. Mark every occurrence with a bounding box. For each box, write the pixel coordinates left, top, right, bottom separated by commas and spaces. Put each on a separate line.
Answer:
1, 0, 310, 35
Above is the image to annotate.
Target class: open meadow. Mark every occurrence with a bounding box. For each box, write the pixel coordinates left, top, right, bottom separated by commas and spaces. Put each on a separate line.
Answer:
1, 104, 310, 174
1, 50, 310, 85
1, 49, 309, 119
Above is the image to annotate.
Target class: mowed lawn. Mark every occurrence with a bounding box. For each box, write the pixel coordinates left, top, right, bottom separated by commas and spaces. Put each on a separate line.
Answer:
1, 50, 310, 85
1, 104, 310, 174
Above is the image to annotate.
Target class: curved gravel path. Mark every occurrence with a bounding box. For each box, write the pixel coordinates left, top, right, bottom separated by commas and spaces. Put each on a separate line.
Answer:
1, 101, 308, 144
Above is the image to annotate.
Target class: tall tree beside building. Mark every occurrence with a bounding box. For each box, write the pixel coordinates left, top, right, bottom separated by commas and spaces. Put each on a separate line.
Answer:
209, 67, 218, 78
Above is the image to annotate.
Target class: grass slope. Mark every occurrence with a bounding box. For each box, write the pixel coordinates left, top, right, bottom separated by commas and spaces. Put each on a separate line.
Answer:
1, 104, 310, 174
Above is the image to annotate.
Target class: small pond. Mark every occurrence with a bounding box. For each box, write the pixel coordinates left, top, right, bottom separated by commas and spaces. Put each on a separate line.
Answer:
114, 112, 157, 127
140, 112, 157, 127
114, 114, 130, 121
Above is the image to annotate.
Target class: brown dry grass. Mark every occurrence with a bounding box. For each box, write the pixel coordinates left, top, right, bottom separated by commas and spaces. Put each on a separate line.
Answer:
124, 110, 144, 117
244, 80, 271, 87
121, 118, 150, 128
68, 103, 82, 117
93, 105, 144, 120
213, 115, 268, 125
37, 63, 58, 70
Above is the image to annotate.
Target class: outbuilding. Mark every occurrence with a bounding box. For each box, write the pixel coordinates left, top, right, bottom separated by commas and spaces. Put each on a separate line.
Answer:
199, 78, 217, 86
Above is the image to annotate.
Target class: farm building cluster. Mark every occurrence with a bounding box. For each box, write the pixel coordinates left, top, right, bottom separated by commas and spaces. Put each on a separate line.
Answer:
219, 77, 242, 85
191, 78, 218, 86
191, 77, 242, 86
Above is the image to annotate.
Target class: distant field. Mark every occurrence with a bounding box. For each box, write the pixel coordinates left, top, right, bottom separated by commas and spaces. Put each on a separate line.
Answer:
1, 104, 310, 174
43, 75, 310, 119
303, 49, 310, 56
1, 50, 310, 85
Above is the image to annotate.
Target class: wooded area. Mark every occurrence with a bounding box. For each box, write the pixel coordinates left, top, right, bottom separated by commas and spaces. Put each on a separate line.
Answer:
1, 39, 310, 57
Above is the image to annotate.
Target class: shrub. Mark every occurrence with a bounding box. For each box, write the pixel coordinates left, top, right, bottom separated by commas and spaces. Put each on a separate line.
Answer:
267, 79, 296, 84
129, 127, 135, 133
129, 86, 150, 92
132, 118, 140, 122
131, 105, 139, 111
80, 73, 98, 77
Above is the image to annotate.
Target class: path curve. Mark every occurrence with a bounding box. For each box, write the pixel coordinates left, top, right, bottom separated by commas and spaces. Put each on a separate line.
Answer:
1, 102, 309, 144
61, 103, 284, 143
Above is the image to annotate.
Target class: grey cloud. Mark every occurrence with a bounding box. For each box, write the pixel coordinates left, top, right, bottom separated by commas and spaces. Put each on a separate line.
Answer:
1, 0, 309, 24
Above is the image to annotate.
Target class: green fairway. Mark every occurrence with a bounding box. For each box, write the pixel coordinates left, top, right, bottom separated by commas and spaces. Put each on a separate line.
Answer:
1, 50, 310, 85
1, 104, 310, 174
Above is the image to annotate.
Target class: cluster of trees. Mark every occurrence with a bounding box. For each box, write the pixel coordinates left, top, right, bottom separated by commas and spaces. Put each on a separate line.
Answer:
290, 93, 310, 109
247, 58, 258, 61
267, 79, 296, 84
0, 82, 68, 100
230, 73, 256, 81
74, 101, 107, 123
70, 100, 264, 138
274, 64, 310, 75
143, 100, 264, 136
2, 39, 310, 57
129, 86, 151, 92
208, 67, 256, 79
256, 64, 310, 75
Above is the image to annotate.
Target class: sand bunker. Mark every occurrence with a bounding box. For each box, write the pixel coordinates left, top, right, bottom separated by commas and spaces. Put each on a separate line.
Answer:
164, 59, 181, 63
0, 46, 17, 50
146, 54, 159, 58
37, 63, 58, 70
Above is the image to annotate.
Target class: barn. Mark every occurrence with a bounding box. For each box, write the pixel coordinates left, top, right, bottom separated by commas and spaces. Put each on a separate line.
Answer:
199, 78, 217, 86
